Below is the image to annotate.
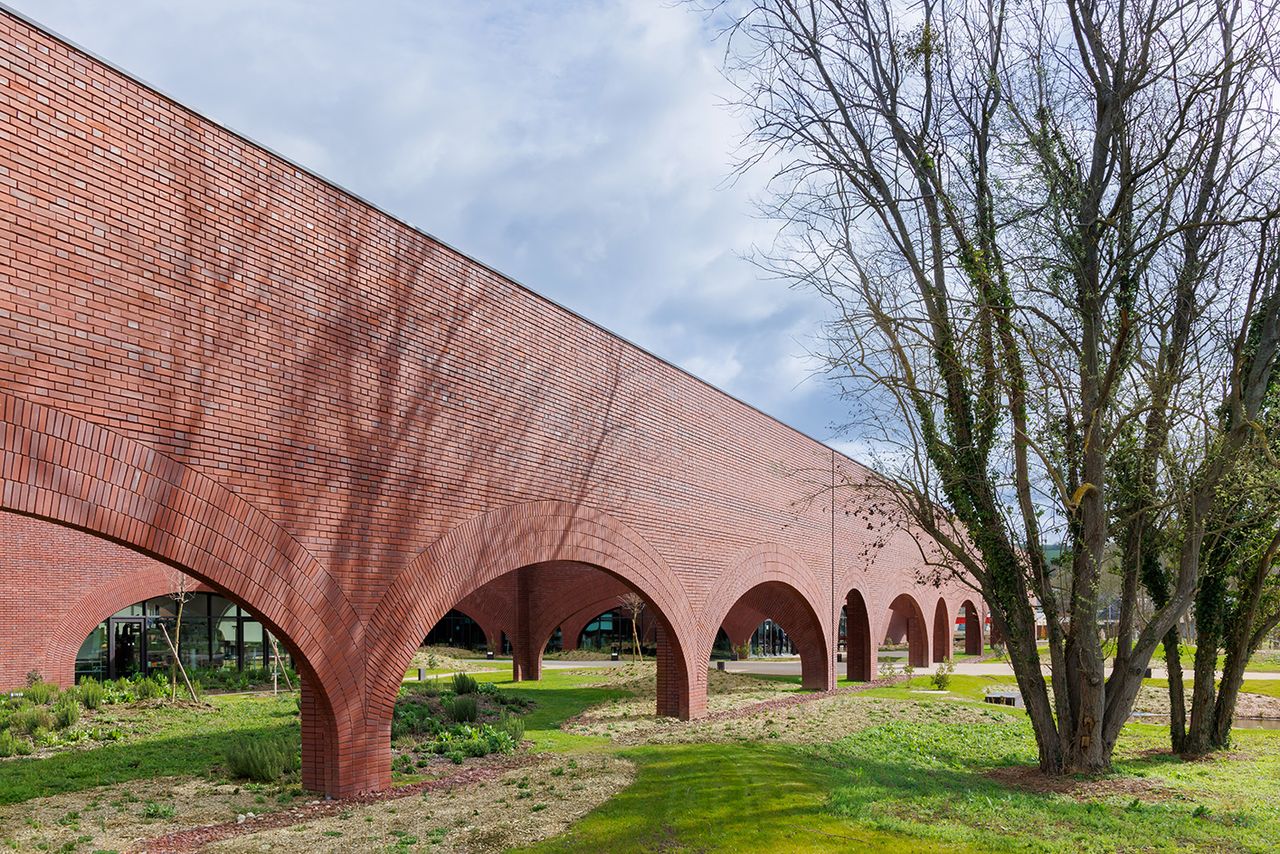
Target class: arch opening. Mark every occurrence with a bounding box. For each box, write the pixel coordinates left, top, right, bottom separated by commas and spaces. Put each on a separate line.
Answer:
932, 599, 952, 663
885, 593, 930, 669
959, 599, 983, 656
718, 581, 831, 691
0, 509, 342, 794
843, 589, 873, 682
369, 501, 705, 724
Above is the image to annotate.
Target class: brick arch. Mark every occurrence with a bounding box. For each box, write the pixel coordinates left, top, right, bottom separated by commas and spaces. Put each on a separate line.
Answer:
959, 598, 983, 655
45, 560, 212, 686
842, 587, 874, 682
369, 500, 705, 719
702, 544, 834, 691
884, 592, 931, 669
557, 593, 633, 652
932, 597, 952, 663
0, 394, 370, 795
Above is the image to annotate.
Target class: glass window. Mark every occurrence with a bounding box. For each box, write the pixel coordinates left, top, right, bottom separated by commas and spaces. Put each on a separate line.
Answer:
146, 596, 179, 618
216, 617, 239, 669
75, 622, 108, 681
209, 595, 238, 620
112, 603, 144, 617
242, 620, 266, 670
177, 615, 212, 670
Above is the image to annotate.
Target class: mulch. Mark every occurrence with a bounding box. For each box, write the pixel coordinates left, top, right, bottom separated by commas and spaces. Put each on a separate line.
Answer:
129, 753, 537, 853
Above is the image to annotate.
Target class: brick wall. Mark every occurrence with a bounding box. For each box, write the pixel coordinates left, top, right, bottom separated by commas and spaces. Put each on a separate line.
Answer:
0, 8, 983, 795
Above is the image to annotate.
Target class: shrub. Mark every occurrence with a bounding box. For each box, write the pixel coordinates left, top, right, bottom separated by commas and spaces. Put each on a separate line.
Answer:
446, 695, 478, 723
133, 673, 169, 701
931, 659, 955, 691
10, 703, 54, 736
877, 660, 897, 678
392, 700, 443, 739
223, 735, 301, 782
0, 729, 17, 757
23, 680, 57, 705
497, 712, 525, 745
902, 663, 915, 679
141, 801, 176, 819
77, 678, 104, 710
451, 672, 479, 695
53, 694, 81, 729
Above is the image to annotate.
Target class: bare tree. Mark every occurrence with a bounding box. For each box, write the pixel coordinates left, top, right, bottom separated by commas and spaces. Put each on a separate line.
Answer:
164, 565, 195, 701
618, 592, 647, 661
712, 0, 1280, 773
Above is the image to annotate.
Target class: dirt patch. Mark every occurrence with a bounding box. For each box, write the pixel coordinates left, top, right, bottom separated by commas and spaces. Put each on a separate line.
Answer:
0, 776, 301, 853
986, 765, 1176, 802
567, 673, 1010, 746
1130, 685, 1280, 720
196, 753, 633, 854
409, 649, 500, 675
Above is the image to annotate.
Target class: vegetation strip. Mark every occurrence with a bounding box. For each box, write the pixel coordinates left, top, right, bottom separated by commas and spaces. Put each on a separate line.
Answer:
131, 753, 536, 853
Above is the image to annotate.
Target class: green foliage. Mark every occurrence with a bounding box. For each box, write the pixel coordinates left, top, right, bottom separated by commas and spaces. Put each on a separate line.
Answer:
22, 681, 57, 705
76, 678, 104, 711
52, 694, 80, 729
451, 672, 479, 695
497, 712, 525, 744
391, 700, 443, 740
141, 800, 176, 819
223, 734, 301, 782
187, 665, 299, 692
133, 673, 169, 701
9, 703, 53, 737
445, 695, 478, 723
0, 729, 17, 757
930, 660, 955, 691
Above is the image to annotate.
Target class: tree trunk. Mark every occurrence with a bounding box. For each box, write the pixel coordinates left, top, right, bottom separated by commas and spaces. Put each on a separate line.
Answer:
1162, 628, 1186, 752
171, 598, 185, 702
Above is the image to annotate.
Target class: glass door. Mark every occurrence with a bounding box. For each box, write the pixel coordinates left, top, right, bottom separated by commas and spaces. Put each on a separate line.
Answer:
109, 618, 144, 679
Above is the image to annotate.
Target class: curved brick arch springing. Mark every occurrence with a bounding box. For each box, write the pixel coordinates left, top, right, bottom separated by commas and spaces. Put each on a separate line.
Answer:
368, 501, 704, 719
884, 592, 931, 669
702, 544, 834, 691
0, 394, 371, 795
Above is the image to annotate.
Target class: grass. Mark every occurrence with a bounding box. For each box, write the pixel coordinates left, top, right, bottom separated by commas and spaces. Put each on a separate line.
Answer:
6, 662, 1280, 851
515, 742, 934, 853
0, 693, 299, 804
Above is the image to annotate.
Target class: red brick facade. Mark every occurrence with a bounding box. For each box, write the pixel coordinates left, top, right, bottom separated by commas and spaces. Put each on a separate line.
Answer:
0, 9, 984, 795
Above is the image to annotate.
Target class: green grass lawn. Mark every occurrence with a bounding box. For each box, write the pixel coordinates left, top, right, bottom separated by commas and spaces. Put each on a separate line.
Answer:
0, 693, 299, 805
5, 666, 1280, 852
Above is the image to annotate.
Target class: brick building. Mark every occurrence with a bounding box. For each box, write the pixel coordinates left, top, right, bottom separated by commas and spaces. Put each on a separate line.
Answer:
0, 8, 984, 795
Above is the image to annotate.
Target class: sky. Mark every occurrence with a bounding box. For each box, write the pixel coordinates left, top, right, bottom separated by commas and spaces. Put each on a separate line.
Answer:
10, 0, 857, 450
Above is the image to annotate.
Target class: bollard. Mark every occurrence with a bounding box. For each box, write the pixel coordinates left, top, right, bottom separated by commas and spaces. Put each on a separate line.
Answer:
418, 667, 427, 682
716, 660, 725, 671
610, 650, 620, 662
486, 650, 495, 660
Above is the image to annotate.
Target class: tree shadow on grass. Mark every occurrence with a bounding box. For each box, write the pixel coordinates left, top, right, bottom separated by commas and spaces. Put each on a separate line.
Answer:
0, 711, 298, 805
818, 721, 1268, 852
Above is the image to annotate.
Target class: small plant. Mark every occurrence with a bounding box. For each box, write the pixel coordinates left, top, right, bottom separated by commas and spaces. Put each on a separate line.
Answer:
734, 643, 751, 661
446, 695, 478, 723
10, 703, 54, 736
53, 693, 81, 729
902, 662, 915, 678
877, 660, 897, 678
141, 801, 176, 819
23, 680, 57, 705
77, 678, 104, 710
931, 659, 955, 691
497, 712, 524, 744
133, 674, 169, 701
451, 672, 479, 695
223, 735, 301, 782
0, 728, 18, 757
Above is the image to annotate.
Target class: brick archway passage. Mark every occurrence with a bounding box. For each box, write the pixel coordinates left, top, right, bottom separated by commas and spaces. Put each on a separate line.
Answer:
0, 8, 980, 796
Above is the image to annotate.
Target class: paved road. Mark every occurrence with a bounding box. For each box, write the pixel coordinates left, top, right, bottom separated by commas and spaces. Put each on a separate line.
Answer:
718, 657, 1280, 681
